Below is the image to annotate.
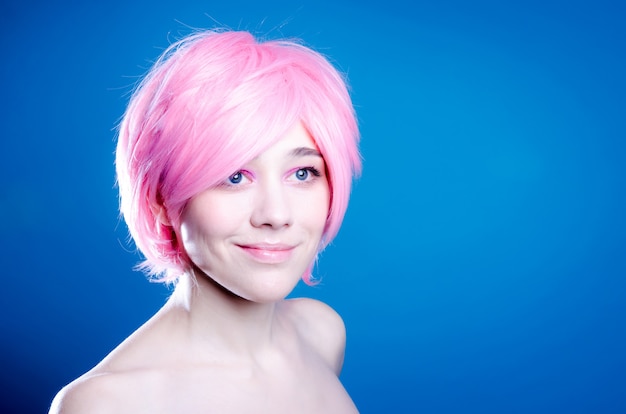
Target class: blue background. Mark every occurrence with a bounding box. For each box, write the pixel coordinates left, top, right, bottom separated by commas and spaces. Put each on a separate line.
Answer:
1, 1, 625, 413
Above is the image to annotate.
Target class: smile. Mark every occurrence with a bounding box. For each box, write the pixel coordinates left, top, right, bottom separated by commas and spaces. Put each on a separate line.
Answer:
236, 243, 296, 264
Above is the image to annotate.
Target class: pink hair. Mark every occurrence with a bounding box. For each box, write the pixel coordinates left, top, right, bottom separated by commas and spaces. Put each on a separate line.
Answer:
116, 29, 361, 284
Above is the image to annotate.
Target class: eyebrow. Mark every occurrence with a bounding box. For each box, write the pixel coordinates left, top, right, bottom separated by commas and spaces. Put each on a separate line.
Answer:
289, 147, 322, 158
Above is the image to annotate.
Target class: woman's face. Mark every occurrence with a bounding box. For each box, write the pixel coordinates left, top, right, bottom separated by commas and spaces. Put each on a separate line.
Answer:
179, 122, 330, 303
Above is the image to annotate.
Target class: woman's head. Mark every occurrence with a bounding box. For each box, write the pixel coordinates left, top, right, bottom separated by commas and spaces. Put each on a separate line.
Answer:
116, 29, 361, 283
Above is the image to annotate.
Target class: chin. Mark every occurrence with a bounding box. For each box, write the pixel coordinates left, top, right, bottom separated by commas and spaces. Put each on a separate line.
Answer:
234, 272, 304, 304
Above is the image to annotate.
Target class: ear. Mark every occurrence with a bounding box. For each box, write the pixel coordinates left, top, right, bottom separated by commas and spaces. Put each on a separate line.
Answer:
152, 203, 171, 227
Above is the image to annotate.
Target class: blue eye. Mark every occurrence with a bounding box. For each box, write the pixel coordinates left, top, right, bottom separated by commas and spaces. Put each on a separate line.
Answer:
229, 172, 243, 184
295, 169, 309, 181
294, 167, 321, 181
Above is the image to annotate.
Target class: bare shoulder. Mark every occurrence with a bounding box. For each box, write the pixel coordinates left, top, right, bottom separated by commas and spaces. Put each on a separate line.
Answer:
49, 329, 161, 414
49, 371, 126, 414
282, 298, 347, 374
49, 303, 200, 414
50, 366, 170, 414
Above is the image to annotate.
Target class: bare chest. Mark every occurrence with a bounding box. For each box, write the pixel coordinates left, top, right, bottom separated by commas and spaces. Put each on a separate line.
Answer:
118, 360, 358, 414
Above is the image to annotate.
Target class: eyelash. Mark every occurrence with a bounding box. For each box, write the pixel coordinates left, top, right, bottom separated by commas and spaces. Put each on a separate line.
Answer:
294, 166, 322, 181
222, 170, 254, 187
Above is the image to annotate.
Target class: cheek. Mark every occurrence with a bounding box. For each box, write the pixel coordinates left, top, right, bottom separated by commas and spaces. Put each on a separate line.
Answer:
204, 201, 246, 235
305, 186, 331, 232
180, 199, 245, 251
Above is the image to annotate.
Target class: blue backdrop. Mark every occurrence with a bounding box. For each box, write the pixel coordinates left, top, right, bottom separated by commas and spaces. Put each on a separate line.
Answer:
1, 1, 625, 413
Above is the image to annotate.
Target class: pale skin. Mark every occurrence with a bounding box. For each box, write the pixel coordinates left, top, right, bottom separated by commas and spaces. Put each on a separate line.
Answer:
50, 123, 358, 413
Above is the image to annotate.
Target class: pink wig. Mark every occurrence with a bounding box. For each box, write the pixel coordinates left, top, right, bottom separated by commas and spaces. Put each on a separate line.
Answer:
116, 29, 361, 283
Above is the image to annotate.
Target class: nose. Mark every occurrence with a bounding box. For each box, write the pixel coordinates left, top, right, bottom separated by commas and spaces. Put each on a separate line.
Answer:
250, 181, 293, 229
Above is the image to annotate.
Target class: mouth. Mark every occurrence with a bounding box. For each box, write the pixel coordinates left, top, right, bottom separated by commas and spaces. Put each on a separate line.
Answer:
236, 243, 296, 264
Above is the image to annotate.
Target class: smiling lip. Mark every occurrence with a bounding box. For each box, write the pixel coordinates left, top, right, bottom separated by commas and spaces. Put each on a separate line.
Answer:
237, 243, 296, 264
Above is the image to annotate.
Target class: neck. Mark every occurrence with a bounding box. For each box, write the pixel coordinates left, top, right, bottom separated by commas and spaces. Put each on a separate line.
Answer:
165, 270, 280, 358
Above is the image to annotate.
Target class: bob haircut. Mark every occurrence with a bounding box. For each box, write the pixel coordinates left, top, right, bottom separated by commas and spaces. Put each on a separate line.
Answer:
116, 29, 361, 284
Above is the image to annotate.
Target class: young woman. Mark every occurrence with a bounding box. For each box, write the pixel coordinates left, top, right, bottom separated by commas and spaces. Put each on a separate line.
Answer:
50, 28, 361, 413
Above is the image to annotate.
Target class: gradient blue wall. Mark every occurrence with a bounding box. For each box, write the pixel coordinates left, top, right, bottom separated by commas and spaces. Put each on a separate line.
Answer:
1, 1, 624, 413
